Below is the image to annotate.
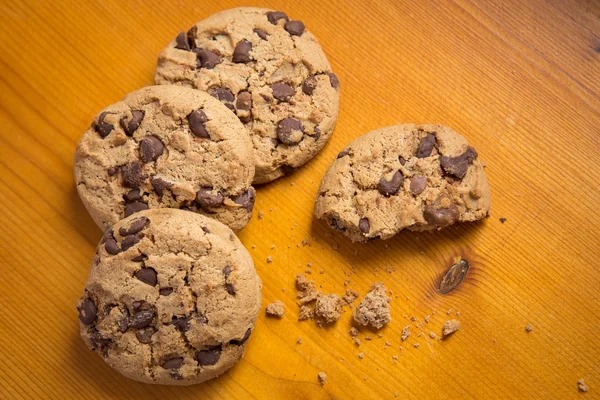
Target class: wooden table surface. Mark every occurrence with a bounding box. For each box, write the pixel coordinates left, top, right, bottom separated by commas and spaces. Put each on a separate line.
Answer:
1, 0, 599, 398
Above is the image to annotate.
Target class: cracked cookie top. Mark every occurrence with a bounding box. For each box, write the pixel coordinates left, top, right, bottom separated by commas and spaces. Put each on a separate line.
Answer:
76, 209, 261, 385
155, 7, 340, 183
74, 85, 256, 232
314, 124, 491, 242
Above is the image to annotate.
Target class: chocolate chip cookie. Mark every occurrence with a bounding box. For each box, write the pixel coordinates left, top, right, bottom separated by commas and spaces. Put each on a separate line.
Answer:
155, 7, 340, 183
76, 209, 262, 385
314, 125, 491, 242
74, 85, 256, 232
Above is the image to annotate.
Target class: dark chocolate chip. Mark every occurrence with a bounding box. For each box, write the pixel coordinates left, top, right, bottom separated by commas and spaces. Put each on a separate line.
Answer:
196, 346, 222, 366
416, 134, 437, 158
172, 316, 190, 332
169, 371, 183, 380
196, 49, 221, 69
210, 87, 234, 103
337, 149, 349, 159
124, 201, 149, 217
223, 266, 232, 279
134, 267, 157, 286
226, 284, 236, 296
188, 110, 209, 138
377, 171, 404, 196
439, 259, 469, 295
284, 20, 305, 36
232, 40, 252, 63
234, 188, 256, 212
95, 112, 114, 138
78, 298, 97, 325
122, 161, 144, 189
131, 309, 155, 329
120, 110, 144, 137
175, 31, 190, 51
196, 188, 224, 208
236, 91, 252, 111
224, 103, 235, 111
253, 28, 268, 40
119, 216, 149, 237
159, 287, 173, 296
162, 357, 184, 370
131, 254, 145, 262
101, 228, 113, 244
151, 177, 173, 196
107, 167, 118, 176
118, 318, 129, 333
499, 217, 507, 223
197, 313, 208, 324
328, 73, 339, 89
302, 76, 317, 95
135, 327, 155, 344
399, 156, 407, 165
313, 126, 321, 141
281, 164, 296, 175
267, 11, 288, 24
132, 301, 143, 310
123, 189, 141, 203
105, 238, 120, 255
359, 218, 370, 234
139, 136, 164, 163
440, 147, 478, 179
423, 197, 459, 228
121, 234, 141, 251
230, 328, 252, 345
88, 326, 112, 346
330, 218, 346, 232
410, 175, 427, 196
187, 26, 197, 49
277, 118, 304, 145
270, 82, 295, 101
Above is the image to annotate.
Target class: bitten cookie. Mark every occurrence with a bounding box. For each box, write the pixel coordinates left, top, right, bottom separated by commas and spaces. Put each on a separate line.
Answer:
315, 124, 491, 242
155, 7, 340, 183
74, 85, 256, 232
76, 209, 262, 385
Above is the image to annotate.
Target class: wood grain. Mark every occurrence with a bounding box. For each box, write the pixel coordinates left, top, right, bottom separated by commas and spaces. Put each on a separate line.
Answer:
1, 0, 599, 398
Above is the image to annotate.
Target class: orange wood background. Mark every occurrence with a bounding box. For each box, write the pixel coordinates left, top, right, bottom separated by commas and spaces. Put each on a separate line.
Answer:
1, 0, 599, 398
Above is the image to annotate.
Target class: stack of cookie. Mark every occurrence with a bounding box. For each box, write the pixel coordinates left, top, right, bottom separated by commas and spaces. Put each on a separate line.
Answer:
74, 7, 340, 385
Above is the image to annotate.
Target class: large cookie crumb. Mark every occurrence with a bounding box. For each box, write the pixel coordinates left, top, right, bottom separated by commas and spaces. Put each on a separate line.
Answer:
443, 319, 461, 336
266, 300, 285, 318
314, 294, 343, 326
353, 282, 391, 330
401, 326, 411, 341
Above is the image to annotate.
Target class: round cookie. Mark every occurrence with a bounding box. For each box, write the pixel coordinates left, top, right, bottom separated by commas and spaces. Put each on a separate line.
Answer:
314, 125, 491, 242
74, 85, 256, 232
155, 7, 340, 184
76, 209, 262, 385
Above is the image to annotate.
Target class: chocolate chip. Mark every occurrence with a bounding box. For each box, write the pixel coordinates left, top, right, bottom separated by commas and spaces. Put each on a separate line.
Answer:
328, 73, 339, 89
440, 147, 478, 179
423, 197, 459, 228
196, 49, 221, 69
131, 254, 145, 262
377, 171, 404, 196
172, 316, 190, 332
234, 188, 256, 212
270, 82, 295, 101
410, 175, 427, 195
399, 156, 407, 165
78, 298, 97, 325
337, 149, 349, 159
439, 259, 469, 295
359, 218, 370, 234
223, 266, 232, 279
162, 357, 184, 370
499, 217, 507, 224
187, 26, 197, 49
188, 110, 209, 138
121, 234, 141, 251
416, 134, 437, 158
277, 118, 304, 145
284, 20, 305, 36
134, 267, 157, 286
95, 112, 114, 138
105, 238, 120, 255
196, 346, 221, 366
122, 161, 144, 189
118, 318, 129, 333
330, 218, 346, 232
123, 189, 141, 202
159, 287, 173, 296
313, 126, 321, 141
151, 177, 173, 196
230, 328, 252, 345
232, 40, 252, 63
135, 327, 156, 344
210, 87, 234, 103
132, 301, 143, 310
267, 11, 288, 24
131, 309, 155, 329
107, 167, 118, 176
139, 136, 164, 163
253, 28, 268, 40
196, 188, 224, 208
120, 110, 144, 137
88, 327, 112, 346
175, 31, 190, 50
197, 313, 208, 324
124, 201, 149, 217
281, 164, 296, 175
226, 284, 236, 296
302, 76, 317, 95
119, 216, 149, 236
236, 91, 252, 111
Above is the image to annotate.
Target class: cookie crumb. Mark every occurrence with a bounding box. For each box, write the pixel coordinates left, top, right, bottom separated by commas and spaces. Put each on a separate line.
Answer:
429, 332, 436, 339
353, 282, 391, 330
319, 269, 325, 274
525, 324, 533, 333
443, 319, 461, 336
344, 279, 351, 286
401, 326, 411, 341
392, 355, 398, 360
578, 379, 589, 392
499, 217, 507, 223
424, 315, 431, 323
358, 352, 364, 359
350, 327, 359, 337
314, 294, 343, 326
297, 337, 302, 344
365, 336, 372, 341
251, 244, 256, 249
456, 311, 461, 316
298, 305, 314, 321
296, 274, 320, 304
302, 238, 310, 246
332, 243, 339, 251
271, 245, 276, 249
447, 309, 452, 315
318, 372, 327, 386
266, 256, 272, 263
265, 300, 285, 318
307, 262, 312, 267
257, 210, 264, 219
354, 338, 361, 346
385, 341, 392, 346
394, 393, 399, 398
413, 343, 420, 348
342, 288, 360, 306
